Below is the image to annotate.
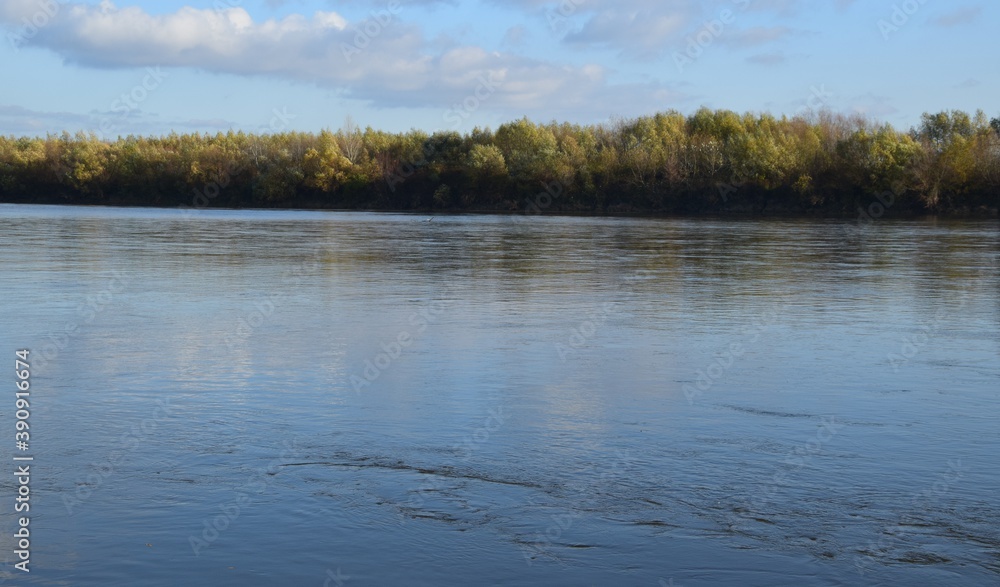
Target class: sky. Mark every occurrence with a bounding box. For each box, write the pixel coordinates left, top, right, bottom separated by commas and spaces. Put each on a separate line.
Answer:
0, 0, 996, 137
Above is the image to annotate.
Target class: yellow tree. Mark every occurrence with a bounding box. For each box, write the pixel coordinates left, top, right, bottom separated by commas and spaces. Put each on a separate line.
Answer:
61, 132, 110, 198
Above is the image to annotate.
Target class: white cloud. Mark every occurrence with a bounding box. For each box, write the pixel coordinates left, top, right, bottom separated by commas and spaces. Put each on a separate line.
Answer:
501, 24, 528, 47
0, 1, 680, 119
565, 9, 688, 59
496, 0, 800, 58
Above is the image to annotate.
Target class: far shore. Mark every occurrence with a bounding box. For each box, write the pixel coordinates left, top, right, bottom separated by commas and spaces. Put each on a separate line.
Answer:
1, 198, 996, 220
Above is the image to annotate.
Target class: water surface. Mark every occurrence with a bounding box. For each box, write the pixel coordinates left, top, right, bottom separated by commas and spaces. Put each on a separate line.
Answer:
0, 204, 998, 586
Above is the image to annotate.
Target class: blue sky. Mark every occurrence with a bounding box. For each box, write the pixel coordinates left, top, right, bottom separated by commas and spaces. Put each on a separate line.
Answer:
0, 0, 996, 137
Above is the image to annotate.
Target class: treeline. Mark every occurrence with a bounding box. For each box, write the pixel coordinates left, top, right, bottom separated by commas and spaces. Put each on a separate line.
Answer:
1, 109, 998, 215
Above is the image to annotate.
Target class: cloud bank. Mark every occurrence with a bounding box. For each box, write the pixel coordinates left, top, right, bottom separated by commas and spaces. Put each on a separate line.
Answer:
0, 0, 684, 118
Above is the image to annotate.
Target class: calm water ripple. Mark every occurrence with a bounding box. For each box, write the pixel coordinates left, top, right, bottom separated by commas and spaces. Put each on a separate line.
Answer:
0, 204, 997, 586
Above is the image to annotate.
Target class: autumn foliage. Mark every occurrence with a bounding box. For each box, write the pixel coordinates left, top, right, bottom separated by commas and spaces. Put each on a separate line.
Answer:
1, 109, 997, 215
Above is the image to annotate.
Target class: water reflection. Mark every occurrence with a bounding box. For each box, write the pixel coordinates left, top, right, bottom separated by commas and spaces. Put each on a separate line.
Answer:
0, 204, 997, 586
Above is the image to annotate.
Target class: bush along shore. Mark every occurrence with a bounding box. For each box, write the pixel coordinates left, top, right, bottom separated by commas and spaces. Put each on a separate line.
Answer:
1, 109, 998, 217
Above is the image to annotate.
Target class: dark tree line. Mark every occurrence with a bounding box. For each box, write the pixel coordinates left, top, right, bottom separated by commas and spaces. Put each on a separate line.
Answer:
1, 109, 998, 215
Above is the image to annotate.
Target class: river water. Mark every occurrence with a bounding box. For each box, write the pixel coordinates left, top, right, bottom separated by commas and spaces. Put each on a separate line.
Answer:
0, 204, 997, 586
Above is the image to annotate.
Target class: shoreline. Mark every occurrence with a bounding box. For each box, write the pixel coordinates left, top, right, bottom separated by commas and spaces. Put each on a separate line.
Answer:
1, 198, 996, 220
3, 110, 999, 222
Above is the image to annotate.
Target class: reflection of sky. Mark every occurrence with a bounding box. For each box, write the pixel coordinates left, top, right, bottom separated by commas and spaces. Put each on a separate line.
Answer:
1, 205, 999, 585
3, 206, 997, 419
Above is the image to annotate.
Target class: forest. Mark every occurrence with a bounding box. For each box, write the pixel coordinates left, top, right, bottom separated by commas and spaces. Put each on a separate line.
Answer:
0, 108, 998, 216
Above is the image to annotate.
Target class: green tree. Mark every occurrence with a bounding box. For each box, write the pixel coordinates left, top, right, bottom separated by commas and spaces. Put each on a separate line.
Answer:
493, 117, 559, 182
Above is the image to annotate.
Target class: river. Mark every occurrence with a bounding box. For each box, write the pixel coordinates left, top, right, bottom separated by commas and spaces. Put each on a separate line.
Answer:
0, 204, 997, 585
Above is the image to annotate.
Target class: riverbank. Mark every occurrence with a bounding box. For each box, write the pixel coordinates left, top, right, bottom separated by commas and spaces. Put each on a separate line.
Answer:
0, 192, 996, 219
2, 109, 998, 217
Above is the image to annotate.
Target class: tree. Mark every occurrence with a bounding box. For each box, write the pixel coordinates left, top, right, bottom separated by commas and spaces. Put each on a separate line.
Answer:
493, 117, 559, 181
0, 108, 996, 215
301, 130, 348, 193
918, 110, 974, 150
837, 125, 918, 193
467, 144, 507, 176
61, 132, 110, 197
338, 116, 364, 164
